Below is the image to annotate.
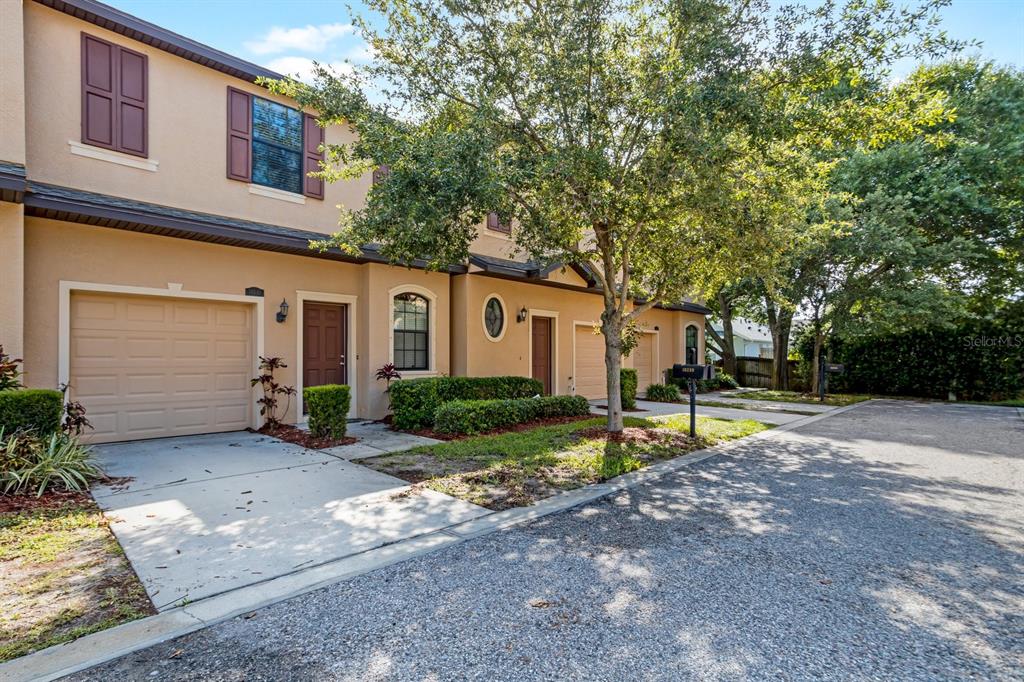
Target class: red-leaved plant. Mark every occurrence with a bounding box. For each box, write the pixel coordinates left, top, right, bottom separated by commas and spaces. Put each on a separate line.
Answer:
251, 356, 297, 428
375, 363, 402, 391
0, 345, 23, 391
59, 383, 93, 435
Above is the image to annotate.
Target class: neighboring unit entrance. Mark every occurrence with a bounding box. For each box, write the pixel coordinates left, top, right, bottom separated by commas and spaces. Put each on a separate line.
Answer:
303, 302, 347, 393
69, 292, 254, 443
573, 324, 606, 399
531, 316, 553, 395
634, 332, 657, 394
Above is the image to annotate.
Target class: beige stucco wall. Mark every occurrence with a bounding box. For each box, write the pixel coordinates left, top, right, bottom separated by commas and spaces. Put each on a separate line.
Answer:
0, 1, 26, 165
22, 218, 449, 422
451, 274, 705, 395
0, 203, 25, 358
22, 2, 368, 235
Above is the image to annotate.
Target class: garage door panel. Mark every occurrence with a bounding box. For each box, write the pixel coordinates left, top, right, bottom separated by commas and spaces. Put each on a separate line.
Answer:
574, 326, 607, 399
71, 292, 253, 443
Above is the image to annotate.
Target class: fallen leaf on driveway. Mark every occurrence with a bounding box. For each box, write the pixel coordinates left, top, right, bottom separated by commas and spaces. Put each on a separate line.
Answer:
168, 649, 184, 659
529, 598, 552, 608
819, 579, 833, 585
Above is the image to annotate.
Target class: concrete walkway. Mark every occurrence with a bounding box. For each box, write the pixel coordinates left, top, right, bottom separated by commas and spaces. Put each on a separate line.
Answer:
70, 401, 1024, 681
698, 391, 836, 414
92, 428, 487, 610
590, 398, 812, 425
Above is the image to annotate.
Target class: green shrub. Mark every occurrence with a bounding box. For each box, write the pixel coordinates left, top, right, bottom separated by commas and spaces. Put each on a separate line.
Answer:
433, 395, 591, 435
304, 384, 351, 439
0, 389, 63, 436
620, 369, 638, 410
645, 383, 681, 402
0, 430, 101, 497
390, 376, 544, 430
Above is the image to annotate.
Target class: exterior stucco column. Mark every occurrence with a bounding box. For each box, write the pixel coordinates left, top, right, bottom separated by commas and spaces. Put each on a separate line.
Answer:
0, 203, 25, 361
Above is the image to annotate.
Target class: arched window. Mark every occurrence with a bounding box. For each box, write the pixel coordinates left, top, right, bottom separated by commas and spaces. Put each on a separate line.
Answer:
393, 293, 429, 370
685, 325, 699, 364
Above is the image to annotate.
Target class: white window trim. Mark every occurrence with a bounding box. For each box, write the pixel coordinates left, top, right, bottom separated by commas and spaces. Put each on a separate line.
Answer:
294, 291, 358, 420
527, 309, 559, 394
248, 184, 306, 205
68, 140, 158, 172
58, 281, 265, 429
481, 293, 508, 343
389, 284, 437, 375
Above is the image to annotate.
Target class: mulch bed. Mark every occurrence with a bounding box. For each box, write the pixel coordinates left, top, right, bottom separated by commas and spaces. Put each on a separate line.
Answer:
0, 489, 92, 514
573, 424, 698, 448
253, 423, 358, 449
401, 414, 594, 441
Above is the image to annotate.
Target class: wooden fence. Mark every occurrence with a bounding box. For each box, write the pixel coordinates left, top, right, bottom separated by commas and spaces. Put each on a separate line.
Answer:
721, 356, 808, 391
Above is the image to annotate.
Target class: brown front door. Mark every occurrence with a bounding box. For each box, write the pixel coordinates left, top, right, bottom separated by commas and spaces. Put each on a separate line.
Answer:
303, 303, 347, 394
531, 316, 553, 395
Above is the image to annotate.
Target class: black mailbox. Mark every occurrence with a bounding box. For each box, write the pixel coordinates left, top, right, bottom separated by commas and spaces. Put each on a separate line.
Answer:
826, 363, 845, 374
672, 364, 715, 381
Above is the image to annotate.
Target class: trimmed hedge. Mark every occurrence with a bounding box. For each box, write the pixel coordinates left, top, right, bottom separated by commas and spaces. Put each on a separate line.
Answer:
621, 368, 638, 410
390, 376, 544, 430
304, 384, 351, 439
0, 389, 63, 436
433, 395, 591, 435
645, 383, 680, 402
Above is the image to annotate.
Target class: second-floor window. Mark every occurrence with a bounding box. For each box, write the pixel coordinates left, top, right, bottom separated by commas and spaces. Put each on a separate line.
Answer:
252, 97, 303, 194
226, 87, 324, 199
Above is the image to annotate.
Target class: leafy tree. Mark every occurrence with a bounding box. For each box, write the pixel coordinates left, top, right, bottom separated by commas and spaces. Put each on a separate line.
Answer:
271, 0, 958, 430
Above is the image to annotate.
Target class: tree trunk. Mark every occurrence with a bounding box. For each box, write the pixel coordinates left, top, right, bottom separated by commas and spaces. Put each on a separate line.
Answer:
602, 313, 624, 432
765, 296, 793, 390
810, 324, 824, 395
717, 290, 738, 377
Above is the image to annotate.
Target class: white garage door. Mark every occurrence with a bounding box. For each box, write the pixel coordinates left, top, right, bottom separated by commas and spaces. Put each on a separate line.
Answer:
70, 292, 254, 443
634, 332, 657, 394
574, 325, 607, 399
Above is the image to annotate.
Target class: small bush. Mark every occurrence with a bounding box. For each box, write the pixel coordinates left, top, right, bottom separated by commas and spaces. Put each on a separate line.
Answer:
0, 389, 63, 436
621, 369, 638, 410
434, 395, 590, 435
645, 383, 681, 402
304, 384, 351, 439
390, 376, 544, 430
0, 430, 101, 497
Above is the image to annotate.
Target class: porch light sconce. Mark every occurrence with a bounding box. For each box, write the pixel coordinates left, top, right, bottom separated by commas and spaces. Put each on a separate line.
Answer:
517, 307, 528, 323
654, 325, 660, 331
276, 298, 289, 323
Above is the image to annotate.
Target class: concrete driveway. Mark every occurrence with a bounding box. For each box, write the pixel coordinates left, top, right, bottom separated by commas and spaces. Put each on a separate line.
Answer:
92, 429, 488, 610
591, 398, 816, 425
74, 401, 1024, 680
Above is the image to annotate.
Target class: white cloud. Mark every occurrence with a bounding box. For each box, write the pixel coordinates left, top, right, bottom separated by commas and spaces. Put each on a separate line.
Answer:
245, 22, 353, 55
265, 56, 353, 83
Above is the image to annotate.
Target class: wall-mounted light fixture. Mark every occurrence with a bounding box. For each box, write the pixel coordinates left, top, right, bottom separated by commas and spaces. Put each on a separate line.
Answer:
276, 298, 289, 323
517, 307, 528, 323
654, 325, 660, 331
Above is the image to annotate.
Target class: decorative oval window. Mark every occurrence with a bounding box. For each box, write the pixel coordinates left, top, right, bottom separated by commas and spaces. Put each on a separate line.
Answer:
484, 296, 505, 339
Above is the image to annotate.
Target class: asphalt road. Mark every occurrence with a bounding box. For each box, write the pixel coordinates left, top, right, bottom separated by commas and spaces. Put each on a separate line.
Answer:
69, 401, 1024, 681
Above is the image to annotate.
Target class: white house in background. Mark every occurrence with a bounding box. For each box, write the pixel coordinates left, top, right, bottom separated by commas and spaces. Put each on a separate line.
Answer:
710, 318, 774, 359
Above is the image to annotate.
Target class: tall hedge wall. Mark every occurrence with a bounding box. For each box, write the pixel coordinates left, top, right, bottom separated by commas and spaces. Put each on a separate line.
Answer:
827, 306, 1023, 401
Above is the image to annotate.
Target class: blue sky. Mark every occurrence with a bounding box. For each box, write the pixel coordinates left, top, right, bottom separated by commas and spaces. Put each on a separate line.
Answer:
111, 0, 1023, 82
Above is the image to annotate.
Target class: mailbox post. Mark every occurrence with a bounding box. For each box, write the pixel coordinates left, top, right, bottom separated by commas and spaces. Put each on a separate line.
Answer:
818, 358, 845, 402
671, 364, 715, 437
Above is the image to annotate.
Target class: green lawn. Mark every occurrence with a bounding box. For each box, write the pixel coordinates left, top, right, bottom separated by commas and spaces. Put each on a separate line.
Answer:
963, 399, 1024, 408
732, 390, 870, 406
0, 495, 154, 662
359, 415, 771, 510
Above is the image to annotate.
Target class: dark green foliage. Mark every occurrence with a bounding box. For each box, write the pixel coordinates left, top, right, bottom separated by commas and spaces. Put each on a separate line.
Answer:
669, 370, 740, 394
303, 384, 351, 439
620, 369, 638, 410
645, 383, 681, 402
827, 303, 1023, 400
0, 389, 63, 436
390, 376, 544, 430
433, 395, 591, 435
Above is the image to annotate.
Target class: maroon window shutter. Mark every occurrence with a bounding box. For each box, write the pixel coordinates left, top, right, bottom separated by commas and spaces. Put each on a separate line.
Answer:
487, 212, 510, 233
226, 87, 252, 182
302, 113, 324, 199
116, 46, 147, 156
81, 34, 115, 149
